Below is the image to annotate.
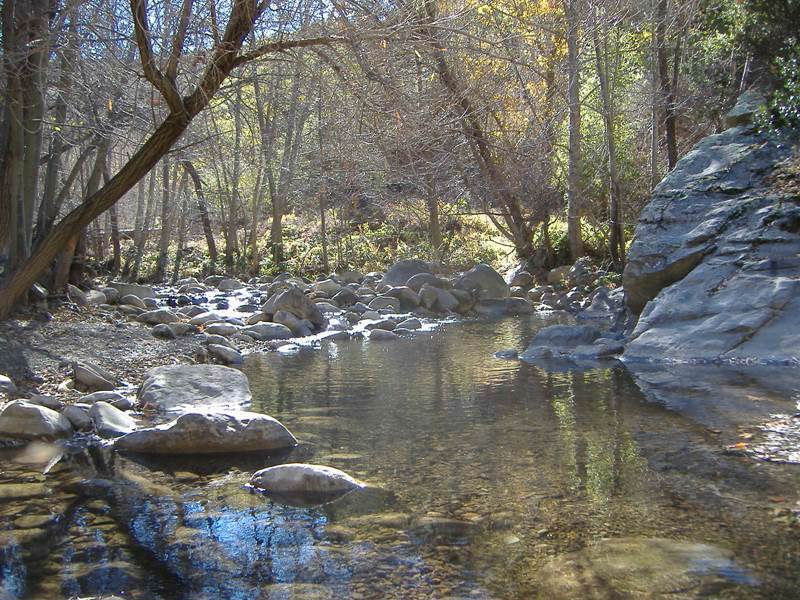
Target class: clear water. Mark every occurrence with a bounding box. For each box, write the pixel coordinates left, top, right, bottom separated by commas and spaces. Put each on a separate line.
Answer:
2, 315, 800, 599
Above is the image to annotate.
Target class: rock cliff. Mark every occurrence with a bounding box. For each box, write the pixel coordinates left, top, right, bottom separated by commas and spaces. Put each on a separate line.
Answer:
623, 93, 800, 364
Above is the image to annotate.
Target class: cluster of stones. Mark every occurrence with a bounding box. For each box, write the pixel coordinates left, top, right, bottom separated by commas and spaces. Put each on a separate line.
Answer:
0, 364, 363, 500
508, 256, 616, 314
60, 259, 546, 366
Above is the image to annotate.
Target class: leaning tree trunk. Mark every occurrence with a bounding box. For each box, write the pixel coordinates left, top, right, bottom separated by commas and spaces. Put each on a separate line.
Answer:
0, 0, 338, 318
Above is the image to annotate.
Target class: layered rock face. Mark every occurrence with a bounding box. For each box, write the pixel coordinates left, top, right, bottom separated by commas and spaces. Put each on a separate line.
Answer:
623, 95, 800, 364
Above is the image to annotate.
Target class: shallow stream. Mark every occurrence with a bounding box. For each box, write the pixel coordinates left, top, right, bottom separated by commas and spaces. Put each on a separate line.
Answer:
2, 315, 800, 598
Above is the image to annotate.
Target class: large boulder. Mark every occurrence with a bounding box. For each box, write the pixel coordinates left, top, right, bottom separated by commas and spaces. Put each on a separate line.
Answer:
456, 263, 510, 299
107, 282, 155, 299
0, 400, 73, 439
379, 259, 432, 287
263, 286, 324, 330
623, 96, 800, 364
137, 364, 251, 412
115, 411, 296, 454
250, 463, 364, 495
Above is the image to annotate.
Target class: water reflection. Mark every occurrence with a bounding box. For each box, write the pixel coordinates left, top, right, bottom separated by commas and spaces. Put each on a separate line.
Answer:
1, 316, 799, 598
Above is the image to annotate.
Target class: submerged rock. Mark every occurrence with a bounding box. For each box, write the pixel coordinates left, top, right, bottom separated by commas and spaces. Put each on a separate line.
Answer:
520, 325, 603, 361
250, 463, 364, 497
137, 364, 251, 412
116, 411, 296, 454
537, 537, 756, 598
0, 400, 73, 439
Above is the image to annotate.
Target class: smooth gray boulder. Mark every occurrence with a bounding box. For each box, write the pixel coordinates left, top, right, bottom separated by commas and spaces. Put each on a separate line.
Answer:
62, 405, 91, 430
384, 286, 420, 308
217, 278, 245, 291
475, 297, 533, 317
396, 318, 422, 330
419, 283, 459, 313
137, 364, 251, 412
0, 374, 17, 397
108, 282, 155, 299
520, 325, 603, 361
0, 400, 73, 439
406, 272, 447, 292
80, 391, 127, 405
379, 259, 432, 287
368, 296, 401, 311
313, 279, 342, 295
119, 294, 147, 309
116, 411, 297, 454
151, 323, 177, 339
89, 401, 136, 437
85, 290, 107, 305
242, 322, 293, 341
204, 322, 239, 336
189, 311, 223, 326
138, 308, 180, 325
67, 284, 87, 305
250, 463, 364, 495
207, 344, 244, 365
368, 329, 399, 341
273, 310, 313, 337
263, 286, 325, 329
73, 361, 116, 392
623, 102, 800, 364
456, 263, 510, 299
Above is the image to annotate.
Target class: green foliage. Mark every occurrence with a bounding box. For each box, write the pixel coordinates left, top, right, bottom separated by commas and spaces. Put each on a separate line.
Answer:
758, 44, 800, 132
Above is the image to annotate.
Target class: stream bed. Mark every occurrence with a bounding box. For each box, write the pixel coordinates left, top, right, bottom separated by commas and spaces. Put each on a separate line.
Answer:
2, 315, 800, 599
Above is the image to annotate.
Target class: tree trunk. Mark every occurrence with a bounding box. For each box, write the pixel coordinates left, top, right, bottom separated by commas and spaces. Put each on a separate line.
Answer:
564, 0, 584, 262
122, 175, 146, 276
593, 6, 624, 270
421, 0, 535, 260
655, 0, 678, 171
131, 170, 158, 282
154, 158, 171, 281
171, 172, 189, 284
0, 0, 333, 318
182, 159, 218, 272
53, 137, 109, 292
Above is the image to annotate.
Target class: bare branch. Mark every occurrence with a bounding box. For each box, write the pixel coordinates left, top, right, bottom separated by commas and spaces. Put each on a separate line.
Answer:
130, 0, 185, 115
231, 35, 347, 68
165, 0, 194, 82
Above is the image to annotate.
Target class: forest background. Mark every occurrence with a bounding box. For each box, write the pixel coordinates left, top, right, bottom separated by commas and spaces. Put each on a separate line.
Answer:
0, 0, 797, 316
